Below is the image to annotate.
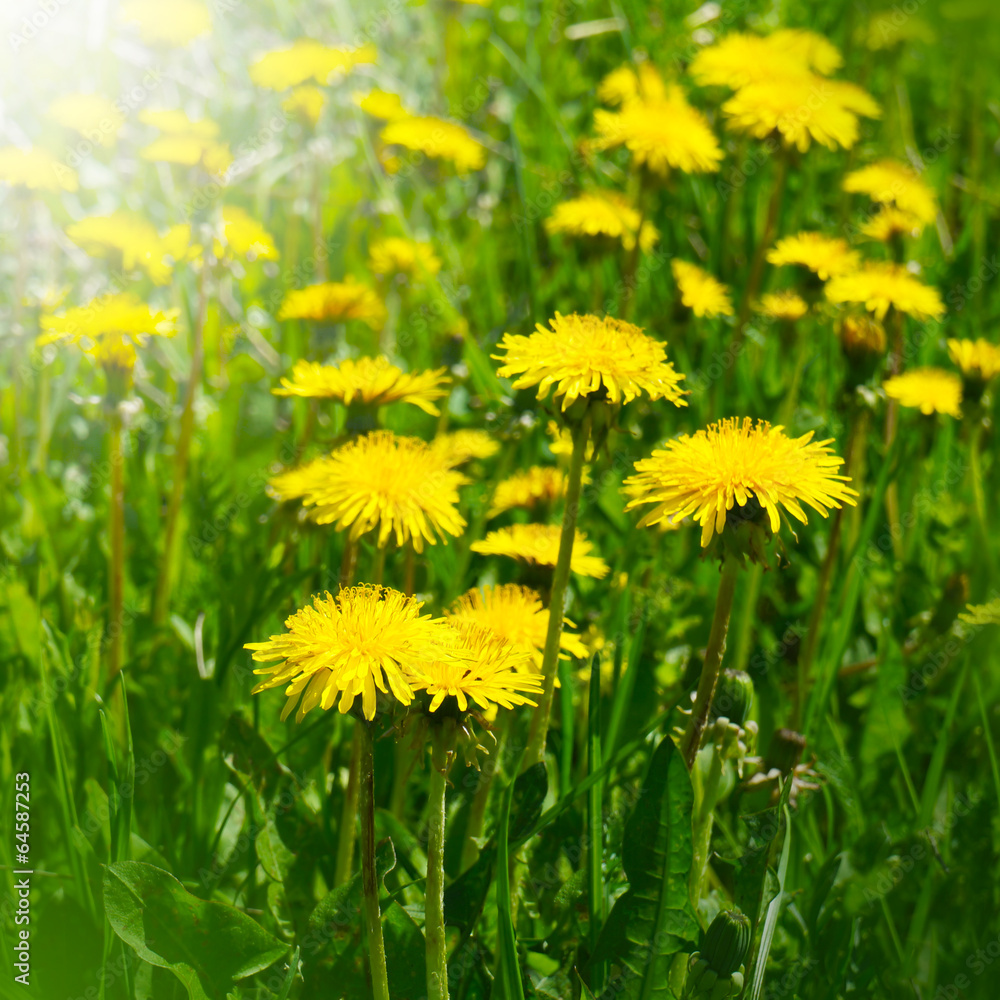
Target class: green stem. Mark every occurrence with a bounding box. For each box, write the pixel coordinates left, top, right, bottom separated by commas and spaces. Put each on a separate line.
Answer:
334, 724, 361, 886
426, 725, 456, 1000
360, 721, 391, 1000
689, 748, 724, 908
108, 407, 125, 684
524, 408, 592, 768
680, 557, 741, 770
884, 308, 905, 564
969, 419, 993, 574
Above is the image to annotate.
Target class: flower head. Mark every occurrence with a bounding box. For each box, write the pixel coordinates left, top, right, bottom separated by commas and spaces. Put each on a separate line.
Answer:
947, 339, 1000, 384
250, 40, 376, 89
245, 585, 447, 722
369, 237, 441, 277
589, 65, 723, 175
471, 523, 609, 578
380, 115, 486, 172
843, 159, 936, 225
767, 232, 861, 280
139, 109, 231, 175
884, 368, 962, 418
215, 206, 279, 261
545, 191, 658, 252
489, 466, 573, 518
494, 312, 686, 411
268, 432, 467, 551
839, 314, 887, 358
120, 0, 209, 45
859, 206, 925, 242
278, 279, 386, 328
671, 260, 734, 318
755, 291, 808, 322
448, 584, 588, 666
825, 261, 944, 321
410, 621, 541, 715
273, 357, 449, 414
690, 29, 842, 89
624, 417, 857, 547
355, 89, 409, 121
0, 146, 78, 192
282, 86, 326, 125
429, 429, 500, 467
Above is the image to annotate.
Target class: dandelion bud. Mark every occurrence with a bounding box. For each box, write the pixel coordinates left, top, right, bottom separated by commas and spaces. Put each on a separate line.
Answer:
710, 669, 754, 726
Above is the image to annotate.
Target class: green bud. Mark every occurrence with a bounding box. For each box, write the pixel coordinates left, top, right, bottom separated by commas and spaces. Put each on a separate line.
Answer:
710, 669, 754, 726
702, 909, 752, 977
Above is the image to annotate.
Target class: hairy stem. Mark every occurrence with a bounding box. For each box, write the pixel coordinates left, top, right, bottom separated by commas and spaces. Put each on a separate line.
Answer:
426, 725, 455, 1000
360, 722, 391, 1000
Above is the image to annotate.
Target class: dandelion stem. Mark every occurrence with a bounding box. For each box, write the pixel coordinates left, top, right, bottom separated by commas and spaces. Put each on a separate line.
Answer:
524, 407, 592, 768
689, 746, 724, 907
108, 406, 125, 683
334, 724, 361, 886
359, 721, 391, 1000
426, 724, 455, 1000
680, 556, 740, 770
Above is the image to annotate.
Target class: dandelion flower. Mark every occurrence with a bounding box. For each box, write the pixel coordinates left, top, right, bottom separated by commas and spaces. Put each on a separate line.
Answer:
215, 206, 279, 261
139, 109, 231, 175
672, 260, 734, 318
273, 356, 449, 414
624, 417, 857, 547
448, 584, 588, 665
843, 159, 936, 225
410, 621, 541, 714
545, 191, 658, 253
282, 85, 326, 125
494, 312, 687, 411
948, 338, 1000, 384
278, 279, 387, 328
690, 29, 842, 89
825, 261, 944, 321
767, 232, 861, 280
355, 89, 409, 120
471, 523, 610, 578
369, 237, 441, 277
884, 368, 962, 418
755, 291, 808, 321
839, 315, 887, 358
429, 429, 500, 467
120, 0, 209, 45
590, 65, 722, 175
250, 40, 376, 89
489, 466, 573, 518
269, 431, 467, 551
380, 116, 486, 172
47, 94, 123, 145
246, 585, 447, 722
859, 206, 925, 242
0, 146, 77, 192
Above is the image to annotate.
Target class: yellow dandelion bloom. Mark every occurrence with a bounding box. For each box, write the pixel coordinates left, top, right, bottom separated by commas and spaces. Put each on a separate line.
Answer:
767, 232, 861, 280
249, 40, 376, 90
278, 279, 387, 328
839, 315, 887, 357
590, 65, 722, 175
120, 0, 209, 45
214, 206, 279, 261
273, 356, 449, 414
66, 211, 199, 285
411, 621, 541, 714
139, 109, 231, 175
282, 85, 326, 125
429, 429, 500, 467
948, 338, 1000, 383
0, 146, 77, 192
471, 523, 610, 578
369, 237, 441, 277
843, 159, 936, 225
860, 206, 924, 242
380, 115, 486, 172
624, 417, 857, 548
494, 312, 687, 411
545, 191, 659, 253
449, 584, 588, 666
671, 260, 734, 318
597, 65, 641, 106
825, 261, 944, 321
755, 291, 808, 321
958, 599, 1000, 627
47, 93, 123, 145
691, 29, 841, 89
246, 585, 447, 722
884, 368, 962, 418
488, 466, 572, 518
721, 77, 879, 152
355, 89, 409, 121
269, 432, 468, 551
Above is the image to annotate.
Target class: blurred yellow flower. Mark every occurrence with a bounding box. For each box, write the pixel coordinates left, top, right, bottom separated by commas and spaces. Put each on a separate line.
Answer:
839, 314, 887, 357
369, 237, 441, 277
273, 356, 449, 414
282, 85, 326, 125
47, 93, 124, 145
246, 585, 447, 722
429, 430, 500, 467
546, 421, 596, 461
250, 40, 376, 89
355, 89, 409, 121
448, 584, 588, 667
590, 64, 722, 175
671, 260, 734, 318
825, 262, 945, 320
471, 523, 610, 578
860, 206, 925, 242
139, 109, 232, 175
767, 232, 861, 280
215, 206, 279, 261
690, 29, 842, 89
0, 146, 77, 192
269, 432, 468, 551
488, 466, 574, 518
948, 338, 1000, 383
67, 211, 199, 285
120, 0, 210, 46
277, 279, 387, 328
545, 190, 658, 253
755, 291, 808, 321
624, 417, 857, 548
843, 159, 937, 224
884, 368, 962, 418
494, 312, 687, 411
380, 115, 486, 172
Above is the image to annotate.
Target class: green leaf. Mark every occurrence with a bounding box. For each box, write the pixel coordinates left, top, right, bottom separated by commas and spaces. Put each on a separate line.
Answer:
492, 778, 526, 1000
383, 902, 427, 1000
102, 861, 287, 1000
592, 737, 698, 1000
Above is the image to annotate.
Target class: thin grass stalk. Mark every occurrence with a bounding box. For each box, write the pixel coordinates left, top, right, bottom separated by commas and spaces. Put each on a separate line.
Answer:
359, 721, 391, 1000
108, 406, 125, 684
680, 556, 740, 770
426, 723, 456, 1000
334, 724, 362, 887
524, 408, 592, 768
586, 652, 606, 994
